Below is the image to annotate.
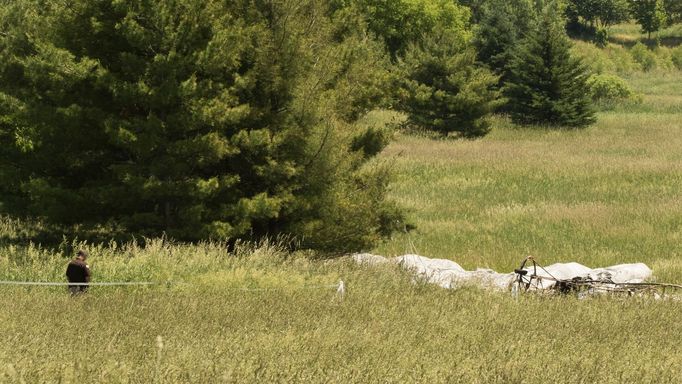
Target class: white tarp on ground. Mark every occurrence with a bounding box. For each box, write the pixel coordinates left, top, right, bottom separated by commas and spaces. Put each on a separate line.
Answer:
351, 253, 652, 291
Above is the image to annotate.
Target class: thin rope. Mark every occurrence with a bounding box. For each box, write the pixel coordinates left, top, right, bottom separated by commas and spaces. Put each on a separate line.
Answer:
222, 283, 341, 291
0, 281, 160, 286
0, 280, 345, 292
404, 226, 430, 272
533, 260, 560, 282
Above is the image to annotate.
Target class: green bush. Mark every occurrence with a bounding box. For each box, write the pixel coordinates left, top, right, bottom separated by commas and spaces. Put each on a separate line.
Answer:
399, 27, 500, 138
594, 28, 609, 48
609, 45, 641, 73
342, 0, 472, 58
630, 42, 657, 71
652, 47, 676, 71
587, 74, 633, 101
505, 2, 595, 128
575, 41, 679, 75
672, 46, 682, 70
586, 74, 638, 110
572, 41, 611, 74
571, 41, 639, 74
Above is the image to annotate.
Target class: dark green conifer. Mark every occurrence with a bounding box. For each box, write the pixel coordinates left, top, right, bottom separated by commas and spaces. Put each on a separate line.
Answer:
0, 0, 399, 251
504, 2, 596, 127
399, 27, 501, 138
474, 0, 534, 77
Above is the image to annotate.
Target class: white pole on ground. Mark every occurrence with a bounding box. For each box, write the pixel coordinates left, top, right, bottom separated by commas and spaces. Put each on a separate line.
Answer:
336, 280, 345, 298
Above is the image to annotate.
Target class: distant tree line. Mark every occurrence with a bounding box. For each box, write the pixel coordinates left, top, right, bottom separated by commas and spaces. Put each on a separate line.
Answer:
0, 0, 611, 250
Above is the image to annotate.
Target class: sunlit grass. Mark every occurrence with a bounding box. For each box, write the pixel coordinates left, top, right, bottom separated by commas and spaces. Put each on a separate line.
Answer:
1, 35, 682, 384
2, 268, 682, 382
374, 73, 682, 281
610, 22, 682, 46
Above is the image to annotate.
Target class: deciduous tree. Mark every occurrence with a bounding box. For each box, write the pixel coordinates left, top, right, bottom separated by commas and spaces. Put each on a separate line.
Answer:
630, 0, 667, 39
332, 0, 471, 58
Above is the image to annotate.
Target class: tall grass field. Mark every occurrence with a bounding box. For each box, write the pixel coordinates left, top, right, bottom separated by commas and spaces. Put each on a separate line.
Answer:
2, 27, 682, 383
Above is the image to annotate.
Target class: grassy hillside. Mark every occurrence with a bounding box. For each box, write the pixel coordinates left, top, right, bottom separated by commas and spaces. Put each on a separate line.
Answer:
610, 22, 682, 46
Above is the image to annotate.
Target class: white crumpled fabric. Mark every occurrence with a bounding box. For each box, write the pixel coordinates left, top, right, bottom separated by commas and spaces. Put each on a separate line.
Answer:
351, 253, 652, 292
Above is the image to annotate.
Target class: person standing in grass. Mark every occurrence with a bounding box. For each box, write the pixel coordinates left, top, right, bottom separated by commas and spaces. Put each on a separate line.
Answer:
66, 250, 91, 295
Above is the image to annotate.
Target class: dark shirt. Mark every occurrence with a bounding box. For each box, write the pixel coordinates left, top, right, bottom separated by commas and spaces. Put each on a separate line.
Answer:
66, 259, 90, 291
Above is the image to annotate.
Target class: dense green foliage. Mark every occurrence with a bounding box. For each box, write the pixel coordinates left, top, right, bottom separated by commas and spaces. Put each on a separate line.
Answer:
673, 45, 682, 69
334, 0, 471, 58
473, 0, 534, 76
630, 41, 659, 69
587, 74, 634, 100
663, 0, 682, 24
572, 37, 681, 73
505, 3, 595, 127
398, 28, 500, 137
630, 0, 668, 38
334, 0, 501, 137
567, 0, 631, 29
0, 0, 676, 248
0, 0, 399, 251
586, 73, 637, 110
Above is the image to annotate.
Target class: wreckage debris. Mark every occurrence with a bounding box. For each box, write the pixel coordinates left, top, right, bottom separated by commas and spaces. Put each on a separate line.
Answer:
351, 253, 682, 298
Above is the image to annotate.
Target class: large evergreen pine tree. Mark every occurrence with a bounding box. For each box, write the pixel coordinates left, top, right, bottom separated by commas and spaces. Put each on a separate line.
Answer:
0, 0, 399, 251
504, 2, 596, 127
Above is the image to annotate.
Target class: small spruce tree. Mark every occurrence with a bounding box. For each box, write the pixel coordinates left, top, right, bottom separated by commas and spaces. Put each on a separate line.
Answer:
504, 2, 596, 128
398, 27, 501, 138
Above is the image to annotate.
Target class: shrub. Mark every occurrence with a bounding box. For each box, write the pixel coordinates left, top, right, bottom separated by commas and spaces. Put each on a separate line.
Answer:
672, 46, 682, 70
586, 74, 635, 108
652, 47, 675, 71
571, 41, 639, 74
607, 45, 641, 73
572, 41, 612, 73
630, 42, 657, 71
343, 0, 472, 58
587, 74, 633, 101
594, 28, 609, 48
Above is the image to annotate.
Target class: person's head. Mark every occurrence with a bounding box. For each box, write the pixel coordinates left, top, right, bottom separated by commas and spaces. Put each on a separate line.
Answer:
76, 250, 89, 260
